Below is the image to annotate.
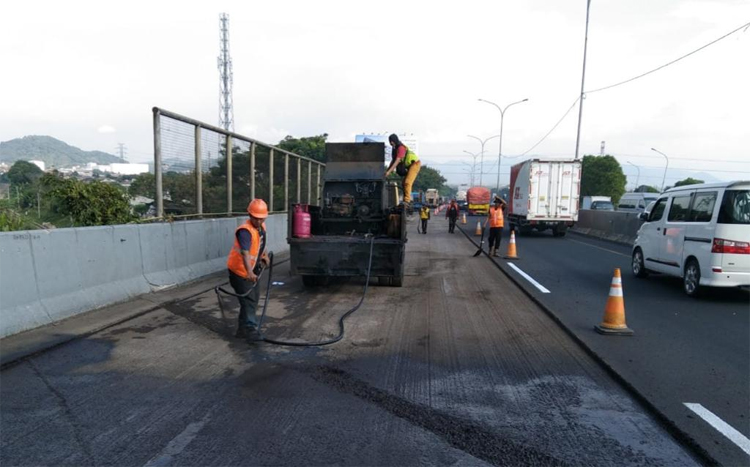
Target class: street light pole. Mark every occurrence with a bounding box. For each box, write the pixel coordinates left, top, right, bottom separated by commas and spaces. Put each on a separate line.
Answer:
574, 0, 592, 161
651, 148, 670, 191
467, 134, 501, 187
627, 161, 640, 191
478, 98, 529, 192
463, 150, 480, 186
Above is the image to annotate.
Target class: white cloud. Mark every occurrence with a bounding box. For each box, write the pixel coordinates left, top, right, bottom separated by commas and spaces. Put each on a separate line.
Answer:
97, 125, 116, 134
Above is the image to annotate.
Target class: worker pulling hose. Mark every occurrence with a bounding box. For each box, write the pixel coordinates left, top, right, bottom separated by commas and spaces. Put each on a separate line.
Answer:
215, 235, 376, 347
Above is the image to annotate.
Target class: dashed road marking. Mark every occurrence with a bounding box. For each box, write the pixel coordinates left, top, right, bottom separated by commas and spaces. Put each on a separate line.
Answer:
507, 263, 551, 294
684, 403, 750, 456
567, 238, 631, 258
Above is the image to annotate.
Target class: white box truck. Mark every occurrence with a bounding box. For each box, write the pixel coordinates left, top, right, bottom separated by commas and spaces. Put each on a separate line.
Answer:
425, 188, 440, 208
508, 159, 582, 237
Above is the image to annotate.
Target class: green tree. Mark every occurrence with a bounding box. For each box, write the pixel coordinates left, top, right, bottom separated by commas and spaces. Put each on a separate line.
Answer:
635, 184, 659, 193
674, 177, 704, 187
43, 175, 134, 226
129, 173, 156, 198
7, 161, 43, 186
580, 155, 627, 204
412, 166, 448, 193
276, 134, 328, 162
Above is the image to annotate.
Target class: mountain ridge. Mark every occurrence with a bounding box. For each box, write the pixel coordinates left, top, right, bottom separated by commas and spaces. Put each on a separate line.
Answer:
0, 135, 124, 167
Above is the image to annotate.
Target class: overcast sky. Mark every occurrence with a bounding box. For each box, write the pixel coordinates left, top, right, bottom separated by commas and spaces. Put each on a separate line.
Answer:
1, 0, 748, 188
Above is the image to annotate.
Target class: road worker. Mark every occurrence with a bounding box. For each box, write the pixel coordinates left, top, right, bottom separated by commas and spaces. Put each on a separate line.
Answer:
419, 205, 431, 234
483, 196, 507, 257
384, 134, 421, 212
446, 199, 460, 233
227, 199, 270, 341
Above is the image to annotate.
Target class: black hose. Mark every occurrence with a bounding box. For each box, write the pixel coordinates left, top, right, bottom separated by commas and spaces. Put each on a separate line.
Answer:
257, 235, 375, 346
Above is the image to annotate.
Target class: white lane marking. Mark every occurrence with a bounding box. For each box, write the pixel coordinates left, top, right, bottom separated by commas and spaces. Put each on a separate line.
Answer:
684, 403, 750, 456
144, 414, 211, 467
568, 238, 630, 258
507, 263, 551, 294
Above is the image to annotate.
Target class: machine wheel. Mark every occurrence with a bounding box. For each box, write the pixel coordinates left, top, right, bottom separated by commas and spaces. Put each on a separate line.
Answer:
390, 276, 403, 287
631, 248, 649, 278
683, 259, 701, 298
378, 277, 390, 286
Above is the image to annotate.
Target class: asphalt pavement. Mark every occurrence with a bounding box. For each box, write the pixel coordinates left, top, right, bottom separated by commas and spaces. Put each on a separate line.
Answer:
0, 216, 702, 466
459, 215, 750, 467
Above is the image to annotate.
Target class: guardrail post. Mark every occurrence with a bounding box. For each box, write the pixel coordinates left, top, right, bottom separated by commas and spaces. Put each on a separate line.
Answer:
250, 142, 256, 200
226, 135, 233, 215
316, 164, 321, 203
269, 148, 274, 212
284, 154, 289, 212
307, 160, 312, 204
153, 108, 163, 218
297, 158, 301, 203
195, 125, 202, 216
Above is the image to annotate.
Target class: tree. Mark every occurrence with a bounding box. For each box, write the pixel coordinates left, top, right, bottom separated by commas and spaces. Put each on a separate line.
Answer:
7, 161, 43, 186
635, 185, 659, 193
674, 177, 704, 187
129, 173, 156, 198
580, 155, 627, 204
276, 134, 328, 163
43, 175, 134, 226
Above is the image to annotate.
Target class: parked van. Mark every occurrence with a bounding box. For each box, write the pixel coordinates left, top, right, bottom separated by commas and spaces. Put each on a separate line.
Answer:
617, 192, 659, 212
631, 181, 750, 297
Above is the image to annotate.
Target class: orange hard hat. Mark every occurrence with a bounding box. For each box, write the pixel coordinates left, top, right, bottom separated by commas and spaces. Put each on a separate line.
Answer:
247, 199, 269, 219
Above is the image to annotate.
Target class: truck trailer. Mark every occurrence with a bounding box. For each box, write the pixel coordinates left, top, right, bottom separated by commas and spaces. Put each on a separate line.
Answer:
508, 159, 581, 237
288, 143, 407, 287
425, 189, 439, 208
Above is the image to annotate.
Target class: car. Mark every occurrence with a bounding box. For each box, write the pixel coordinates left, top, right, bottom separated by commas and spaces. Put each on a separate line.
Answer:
631, 181, 750, 297
590, 200, 615, 211
618, 192, 659, 212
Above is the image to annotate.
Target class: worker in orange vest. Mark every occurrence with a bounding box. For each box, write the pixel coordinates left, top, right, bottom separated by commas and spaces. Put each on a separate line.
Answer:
483, 196, 507, 257
227, 199, 271, 341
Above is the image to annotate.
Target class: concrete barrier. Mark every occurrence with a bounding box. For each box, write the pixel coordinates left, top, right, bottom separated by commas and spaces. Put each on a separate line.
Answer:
0, 214, 289, 338
572, 210, 643, 245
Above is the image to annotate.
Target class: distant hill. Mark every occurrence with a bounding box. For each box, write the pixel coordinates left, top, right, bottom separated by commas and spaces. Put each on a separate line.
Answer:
0, 135, 124, 168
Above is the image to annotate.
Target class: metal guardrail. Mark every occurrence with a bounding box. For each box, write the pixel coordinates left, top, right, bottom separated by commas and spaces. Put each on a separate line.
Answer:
152, 107, 325, 218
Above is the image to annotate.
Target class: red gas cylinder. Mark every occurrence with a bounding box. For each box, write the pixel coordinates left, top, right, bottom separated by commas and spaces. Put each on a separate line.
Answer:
293, 204, 311, 238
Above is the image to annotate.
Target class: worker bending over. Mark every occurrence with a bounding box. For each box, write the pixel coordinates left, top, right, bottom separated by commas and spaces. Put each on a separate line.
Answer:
483, 196, 507, 257
226, 199, 270, 341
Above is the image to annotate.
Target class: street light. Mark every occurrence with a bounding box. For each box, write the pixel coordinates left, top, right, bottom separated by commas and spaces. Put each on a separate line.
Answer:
650, 148, 670, 191
478, 98, 529, 192
627, 161, 640, 191
463, 150, 480, 186
467, 134, 501, 187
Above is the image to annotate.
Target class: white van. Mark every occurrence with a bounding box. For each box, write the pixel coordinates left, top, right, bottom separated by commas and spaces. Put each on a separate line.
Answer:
631, 181, 750, 297
618, 192, 659, 212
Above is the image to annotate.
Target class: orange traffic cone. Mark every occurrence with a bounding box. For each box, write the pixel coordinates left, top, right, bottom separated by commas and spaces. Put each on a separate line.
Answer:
475, 221, 482, 236
594, 269, 634, 336
504, 230, 520, 260
461, 213, 467, 224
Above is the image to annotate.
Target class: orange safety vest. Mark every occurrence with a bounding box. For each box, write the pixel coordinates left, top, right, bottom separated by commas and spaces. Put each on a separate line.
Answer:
489, 206, 504, 228
227, 221, 266, 277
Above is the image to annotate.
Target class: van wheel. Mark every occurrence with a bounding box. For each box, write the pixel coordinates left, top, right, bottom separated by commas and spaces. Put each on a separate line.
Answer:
632, 248, 648, 278
683, 259, 701, 298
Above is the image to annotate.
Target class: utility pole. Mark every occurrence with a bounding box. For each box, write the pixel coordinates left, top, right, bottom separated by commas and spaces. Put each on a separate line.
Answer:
218, 13, 234, 132
116, 143, 127, 161
600, 141, 605, 156
574, 0, 592, 160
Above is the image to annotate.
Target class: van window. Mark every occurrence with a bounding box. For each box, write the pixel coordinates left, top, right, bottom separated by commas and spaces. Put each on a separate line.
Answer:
689, 192, 717, 222
649, 198, 667, 222
667, 195, 692, 222
718, 190, 750, 224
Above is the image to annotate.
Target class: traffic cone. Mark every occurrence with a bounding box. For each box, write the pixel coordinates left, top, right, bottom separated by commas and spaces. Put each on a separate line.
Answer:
461, 213, 467, 224
594, 269, 634, 336
504, 230, 520, 260
475, 221, 482, 236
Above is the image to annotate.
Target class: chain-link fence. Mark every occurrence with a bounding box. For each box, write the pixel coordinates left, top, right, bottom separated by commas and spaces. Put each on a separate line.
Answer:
153, 107, 324, 218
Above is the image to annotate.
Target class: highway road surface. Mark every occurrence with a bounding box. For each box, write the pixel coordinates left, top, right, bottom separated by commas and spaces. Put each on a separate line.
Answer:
1, 218, 704, 466
460, 215, 749, 467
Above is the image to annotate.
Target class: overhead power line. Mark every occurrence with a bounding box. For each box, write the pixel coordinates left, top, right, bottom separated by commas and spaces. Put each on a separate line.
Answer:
586, 21, 750, 94
517, 97, 580, 157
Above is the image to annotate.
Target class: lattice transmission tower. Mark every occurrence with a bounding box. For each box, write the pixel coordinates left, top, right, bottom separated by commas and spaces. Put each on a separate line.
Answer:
218, 13, 234, 132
